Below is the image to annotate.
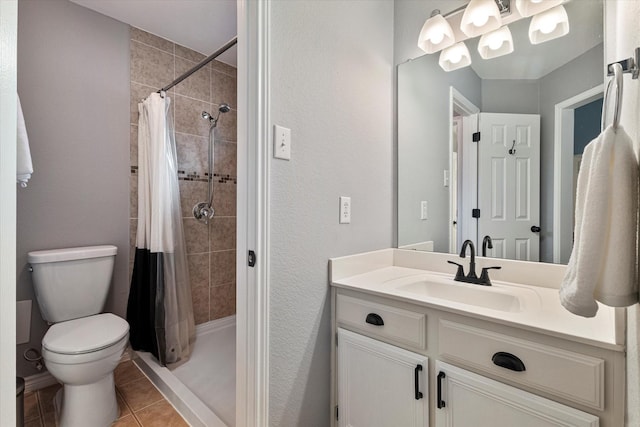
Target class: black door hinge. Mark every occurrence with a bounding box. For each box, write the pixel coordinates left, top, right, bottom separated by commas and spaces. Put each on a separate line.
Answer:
248, 250, 256, 267
472, 208, 481, 218
472, 132, 481, 142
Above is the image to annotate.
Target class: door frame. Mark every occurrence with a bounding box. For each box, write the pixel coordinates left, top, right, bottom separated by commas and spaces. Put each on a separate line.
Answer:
449, 87, 479, 252
552, 84, 604, 264
0, 0, 18, 424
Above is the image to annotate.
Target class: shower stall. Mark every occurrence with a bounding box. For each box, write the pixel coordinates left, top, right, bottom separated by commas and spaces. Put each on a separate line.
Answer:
129, 29, 238, 427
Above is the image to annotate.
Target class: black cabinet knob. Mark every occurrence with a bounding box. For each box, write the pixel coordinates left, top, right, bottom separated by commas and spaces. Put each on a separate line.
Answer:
531, 225, 541, 233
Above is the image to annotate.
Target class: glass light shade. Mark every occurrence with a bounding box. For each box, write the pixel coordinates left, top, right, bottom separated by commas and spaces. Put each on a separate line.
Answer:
515, 0, 563, 17
460, 0, 502, 38
529, 5, 569, 45
478, 26, 514, 59
418, 13, 456, 54
439, 42, 472, 72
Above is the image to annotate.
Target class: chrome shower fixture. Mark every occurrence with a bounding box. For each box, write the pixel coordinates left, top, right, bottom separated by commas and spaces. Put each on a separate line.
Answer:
193, 103, 230, 225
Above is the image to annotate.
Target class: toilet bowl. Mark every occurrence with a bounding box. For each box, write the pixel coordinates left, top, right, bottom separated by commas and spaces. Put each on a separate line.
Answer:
28, 246, 130, 427
41, 313, 129, 427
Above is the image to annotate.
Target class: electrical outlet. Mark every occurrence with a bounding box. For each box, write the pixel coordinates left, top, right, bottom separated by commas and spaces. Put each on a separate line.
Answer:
340, 196, 351, 224
274, 124, 291, 160
421, 201, 428, 220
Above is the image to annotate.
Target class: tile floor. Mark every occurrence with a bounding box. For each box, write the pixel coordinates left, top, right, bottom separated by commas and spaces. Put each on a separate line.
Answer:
23, 360, 189, 427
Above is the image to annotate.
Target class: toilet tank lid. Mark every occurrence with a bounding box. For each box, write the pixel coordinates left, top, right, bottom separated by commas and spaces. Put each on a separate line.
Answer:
28, 245, 117, 264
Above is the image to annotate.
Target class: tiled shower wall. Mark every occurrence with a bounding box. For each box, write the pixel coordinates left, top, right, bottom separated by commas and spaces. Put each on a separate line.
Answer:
129, 27, 237, 324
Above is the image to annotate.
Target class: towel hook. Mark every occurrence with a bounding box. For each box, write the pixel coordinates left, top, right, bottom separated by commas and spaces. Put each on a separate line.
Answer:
601, 62, 623, 132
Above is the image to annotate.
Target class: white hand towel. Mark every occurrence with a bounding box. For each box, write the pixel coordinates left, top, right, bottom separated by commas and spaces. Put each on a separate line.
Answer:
559, 125, 639, 317
16, 94, 33, 187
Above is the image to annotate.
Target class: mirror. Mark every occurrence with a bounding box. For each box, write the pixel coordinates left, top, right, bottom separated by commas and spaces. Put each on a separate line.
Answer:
398, 0, 603, 264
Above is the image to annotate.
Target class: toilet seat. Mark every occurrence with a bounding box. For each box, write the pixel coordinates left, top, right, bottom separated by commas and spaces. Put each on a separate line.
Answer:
43, 313, 129, 355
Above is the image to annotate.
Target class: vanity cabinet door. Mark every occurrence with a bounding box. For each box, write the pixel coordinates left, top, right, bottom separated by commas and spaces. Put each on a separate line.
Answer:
435, 361, 598, 427
337, 328, 428, 427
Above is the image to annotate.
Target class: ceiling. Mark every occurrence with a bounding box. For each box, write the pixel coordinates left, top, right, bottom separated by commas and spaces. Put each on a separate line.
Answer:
69, 0, 238, 66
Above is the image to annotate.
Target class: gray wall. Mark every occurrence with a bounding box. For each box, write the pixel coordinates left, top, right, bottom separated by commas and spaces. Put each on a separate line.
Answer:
16, 0, 130, 377
481, 80, 540, 114
538, 44, 603, 262
269, 1, 394, 425
398, 54, 481, 251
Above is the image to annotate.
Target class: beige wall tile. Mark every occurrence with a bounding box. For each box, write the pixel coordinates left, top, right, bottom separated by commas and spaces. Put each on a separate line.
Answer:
175, 133, 207, 175
130, 125, 138, 167
131, 27, 173, 54
179, 180, 207, 218
130, 83, 149, 124
191, 285, 209, 325
117, 376, 163, 412
211, 70, 236, 108
135, 400, 189, 427
188, 253, 209, 288
211, 59, 236, 77
175, 44, 205, 63
130, 174, 138, 219
216, 109, 236, 142
130, 41, 174, 89
174, 95, 211, 137
214, 139, 237, 177
175, 57, 210, 102
183, 218, 209, 253
212, 181, 236, 216
130, 219, 138, 261
210, 281, 236, 320
211, 250, 236, 286
209, 216, 236, 251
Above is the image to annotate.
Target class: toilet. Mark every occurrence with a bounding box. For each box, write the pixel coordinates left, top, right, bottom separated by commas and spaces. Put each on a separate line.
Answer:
28, 245, 129, 427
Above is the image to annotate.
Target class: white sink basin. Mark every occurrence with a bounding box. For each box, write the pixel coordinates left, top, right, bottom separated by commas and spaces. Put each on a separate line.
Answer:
396, 280, 523, 312
385, 273, 540, 313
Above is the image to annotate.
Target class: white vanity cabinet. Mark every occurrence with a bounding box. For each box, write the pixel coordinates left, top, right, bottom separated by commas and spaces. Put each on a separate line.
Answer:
330, 288, 624, 427
435, 361, 599, 427
337, 328, 429, 427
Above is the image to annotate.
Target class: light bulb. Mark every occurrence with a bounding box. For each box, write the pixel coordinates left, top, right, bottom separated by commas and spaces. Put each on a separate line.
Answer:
531, 0, 542, 3
473, 14, 489, 27
430, 31, 444, 44
488, 36, 503, 50
540, 20, 557, 34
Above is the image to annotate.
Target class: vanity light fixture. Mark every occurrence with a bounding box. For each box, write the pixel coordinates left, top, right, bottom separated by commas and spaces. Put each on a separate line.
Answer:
418, 10, 456, 54
528, 5, 569, 45
439, 42, 472, 72
515, 0, 563, 17
478, 25, 514, 59
460, 0, 503, 38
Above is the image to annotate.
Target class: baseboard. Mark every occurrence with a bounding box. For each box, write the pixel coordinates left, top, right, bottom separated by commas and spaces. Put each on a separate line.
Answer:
24, 371, 57, 393
195, 314, 236, 336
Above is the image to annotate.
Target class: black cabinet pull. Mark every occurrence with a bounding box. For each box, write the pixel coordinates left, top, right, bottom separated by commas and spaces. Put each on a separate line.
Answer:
414, 364, 423, 400
437, 371, 446, 408
492, 352, 526, 372
365, 313, 384, 326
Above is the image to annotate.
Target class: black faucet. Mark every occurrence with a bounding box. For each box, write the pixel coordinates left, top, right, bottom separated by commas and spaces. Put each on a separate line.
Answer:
448, 239, 501, 286
482, 235, 493, 257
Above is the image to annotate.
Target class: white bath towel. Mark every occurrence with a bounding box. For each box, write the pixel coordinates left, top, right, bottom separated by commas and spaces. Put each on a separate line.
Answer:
559, 125, 639, 317
16, 95, 33, 187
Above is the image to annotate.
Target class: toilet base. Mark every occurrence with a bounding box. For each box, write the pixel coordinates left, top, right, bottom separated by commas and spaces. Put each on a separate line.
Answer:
54, 373, 119, 427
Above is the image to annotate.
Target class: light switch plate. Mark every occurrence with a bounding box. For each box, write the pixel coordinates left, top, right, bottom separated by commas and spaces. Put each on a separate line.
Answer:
421, 201, 428, 220
340, 196, 351, 224
274, 124, 291, 160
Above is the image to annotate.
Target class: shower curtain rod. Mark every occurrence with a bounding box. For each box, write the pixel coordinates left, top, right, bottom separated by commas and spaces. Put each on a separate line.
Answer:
157, 36, 238, 93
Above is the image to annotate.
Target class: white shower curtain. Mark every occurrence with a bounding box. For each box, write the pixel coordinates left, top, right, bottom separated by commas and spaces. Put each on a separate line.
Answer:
127, 92, 195, 366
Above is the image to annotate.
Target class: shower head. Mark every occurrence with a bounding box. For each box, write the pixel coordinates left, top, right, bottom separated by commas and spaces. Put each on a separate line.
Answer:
218, 103, 231, 113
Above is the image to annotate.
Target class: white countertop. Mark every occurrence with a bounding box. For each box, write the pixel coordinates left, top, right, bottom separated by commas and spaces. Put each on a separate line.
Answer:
330, 249, 624, 351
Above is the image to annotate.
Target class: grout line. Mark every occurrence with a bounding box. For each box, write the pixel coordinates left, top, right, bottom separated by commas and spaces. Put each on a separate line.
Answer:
130, 38, 173, 56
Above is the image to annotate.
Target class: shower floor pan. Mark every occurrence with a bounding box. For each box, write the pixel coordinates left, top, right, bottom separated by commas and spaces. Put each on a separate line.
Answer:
134, 315, 236, 427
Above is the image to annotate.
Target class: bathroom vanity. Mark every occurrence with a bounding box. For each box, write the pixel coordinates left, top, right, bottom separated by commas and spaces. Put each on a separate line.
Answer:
329, 249, 625, 427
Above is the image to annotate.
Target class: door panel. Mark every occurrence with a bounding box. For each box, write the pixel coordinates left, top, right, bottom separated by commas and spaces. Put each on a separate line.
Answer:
478, 113, 540, 261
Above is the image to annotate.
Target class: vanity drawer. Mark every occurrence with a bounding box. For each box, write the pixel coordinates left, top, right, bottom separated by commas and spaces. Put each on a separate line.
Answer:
438, 320, 604, 410
336, 294, 426, 349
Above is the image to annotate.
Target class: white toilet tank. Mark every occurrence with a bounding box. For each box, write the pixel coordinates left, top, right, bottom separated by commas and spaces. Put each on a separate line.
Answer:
28, 245, 118, 323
